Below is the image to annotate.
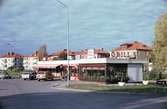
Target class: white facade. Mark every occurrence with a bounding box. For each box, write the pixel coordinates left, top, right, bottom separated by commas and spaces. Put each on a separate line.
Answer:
36, 58, 147, 67
0, 57, 23, 70
87, 49, 95, 59
23, 56, 38, 70
112, 50, 137, 59
74, 49, 109, 60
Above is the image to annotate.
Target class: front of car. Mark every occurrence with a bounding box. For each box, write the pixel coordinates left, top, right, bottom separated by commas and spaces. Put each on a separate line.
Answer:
36, 72, 46, 81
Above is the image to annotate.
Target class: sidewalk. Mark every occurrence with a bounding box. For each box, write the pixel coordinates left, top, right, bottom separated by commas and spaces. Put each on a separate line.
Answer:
49, 80, 146, 93
49, 81, 93, 92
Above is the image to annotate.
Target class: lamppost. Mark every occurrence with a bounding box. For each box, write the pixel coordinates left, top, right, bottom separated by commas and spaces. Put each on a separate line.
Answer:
55, 0, 70, 86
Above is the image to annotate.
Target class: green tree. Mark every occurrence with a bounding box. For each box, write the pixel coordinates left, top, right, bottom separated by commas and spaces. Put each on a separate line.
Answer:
7, 66, 24, 78
153, 14, 167, 71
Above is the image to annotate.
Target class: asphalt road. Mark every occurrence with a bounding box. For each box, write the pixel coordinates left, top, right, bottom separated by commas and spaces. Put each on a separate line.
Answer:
0, 79, 167, 109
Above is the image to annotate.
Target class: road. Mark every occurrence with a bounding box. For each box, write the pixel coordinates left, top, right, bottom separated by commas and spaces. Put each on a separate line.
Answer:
0, 79, 167, 109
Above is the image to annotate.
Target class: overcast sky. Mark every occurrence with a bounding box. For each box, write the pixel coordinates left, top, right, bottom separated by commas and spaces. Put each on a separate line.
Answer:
0, 0, 167, 54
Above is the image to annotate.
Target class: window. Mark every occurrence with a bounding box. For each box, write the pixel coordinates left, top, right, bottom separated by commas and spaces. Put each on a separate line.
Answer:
127, 52, 129, 57
117, 52, 120, 57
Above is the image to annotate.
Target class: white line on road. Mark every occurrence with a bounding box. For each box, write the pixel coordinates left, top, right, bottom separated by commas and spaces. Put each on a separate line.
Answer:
119, 96, 167, 109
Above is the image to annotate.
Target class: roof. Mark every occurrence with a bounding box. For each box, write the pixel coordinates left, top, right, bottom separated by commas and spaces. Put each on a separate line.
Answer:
51, 49, 76, 56
94, 48, 109, 54
22, 55, 37, 58
74, 48, 109, 55
36, 58, 148, 66
113, 41, 152, 51
0, 52, 23, 58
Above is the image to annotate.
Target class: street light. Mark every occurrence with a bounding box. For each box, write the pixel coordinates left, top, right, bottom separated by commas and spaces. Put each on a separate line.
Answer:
55, 0, 70, 86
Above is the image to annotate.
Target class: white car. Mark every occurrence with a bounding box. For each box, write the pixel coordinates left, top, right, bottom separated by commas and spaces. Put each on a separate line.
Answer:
36, 72, 54, 81
0, 73, 5, 79
21, 73, 30, 80
0, 72, 11, 79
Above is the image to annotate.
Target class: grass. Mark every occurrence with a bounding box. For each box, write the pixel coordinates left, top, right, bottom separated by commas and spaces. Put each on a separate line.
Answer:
69, 83, 167, 94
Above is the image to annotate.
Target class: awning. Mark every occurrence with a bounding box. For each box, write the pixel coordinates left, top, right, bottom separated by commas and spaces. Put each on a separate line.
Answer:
33, 64, 59, 69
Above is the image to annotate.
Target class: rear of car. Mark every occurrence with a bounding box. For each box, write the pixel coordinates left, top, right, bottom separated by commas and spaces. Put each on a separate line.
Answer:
0, 72, 11, 79
21, 70, 36, 80
0, 73, 5, 79
21, 73, 30, 80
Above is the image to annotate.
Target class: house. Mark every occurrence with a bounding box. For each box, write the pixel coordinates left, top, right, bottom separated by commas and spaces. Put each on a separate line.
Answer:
47, 54, 59, 61
48, 49, 76, 61
111, 41, 152, 60
23, 55, 38, 70
47, 48, 109, 61
74, 48, 110, 60
0, 52, 23, 70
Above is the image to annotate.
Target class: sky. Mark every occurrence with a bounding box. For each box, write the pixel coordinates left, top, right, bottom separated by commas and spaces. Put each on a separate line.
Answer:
0, 0, 167, 54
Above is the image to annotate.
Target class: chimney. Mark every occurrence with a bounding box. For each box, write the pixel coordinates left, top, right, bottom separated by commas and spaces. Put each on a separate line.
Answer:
11, 52, 15, 55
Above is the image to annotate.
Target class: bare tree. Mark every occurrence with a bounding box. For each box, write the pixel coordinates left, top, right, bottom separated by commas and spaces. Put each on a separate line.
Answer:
37, 44, 48, 61
58, 50, 67, 60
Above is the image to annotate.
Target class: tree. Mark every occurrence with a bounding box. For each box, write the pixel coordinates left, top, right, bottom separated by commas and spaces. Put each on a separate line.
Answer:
7, 66, 24, 78
153, 14, 167, 71
37, 45, 48, 61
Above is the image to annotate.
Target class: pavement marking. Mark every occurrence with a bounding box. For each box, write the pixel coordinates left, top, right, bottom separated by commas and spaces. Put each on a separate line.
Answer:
119, 96, 167, 109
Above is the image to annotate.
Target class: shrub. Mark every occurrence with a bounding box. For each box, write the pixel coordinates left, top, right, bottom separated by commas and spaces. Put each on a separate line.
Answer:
144, 70, 161, 80
7, 66, 24, 78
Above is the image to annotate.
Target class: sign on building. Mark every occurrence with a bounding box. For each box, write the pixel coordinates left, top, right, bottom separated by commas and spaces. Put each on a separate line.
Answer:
87, 49, 94, 59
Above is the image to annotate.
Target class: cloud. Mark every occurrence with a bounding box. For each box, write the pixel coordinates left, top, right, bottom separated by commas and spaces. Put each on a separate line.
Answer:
0, 0, 166, 54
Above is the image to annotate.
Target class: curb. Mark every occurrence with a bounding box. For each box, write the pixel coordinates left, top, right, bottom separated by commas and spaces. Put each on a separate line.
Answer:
50, 85, 131, 94
51, 87, 93, 92
51, 86, 132, 94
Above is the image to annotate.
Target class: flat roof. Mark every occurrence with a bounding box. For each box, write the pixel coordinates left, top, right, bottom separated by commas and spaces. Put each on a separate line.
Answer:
37, 58, 148, 66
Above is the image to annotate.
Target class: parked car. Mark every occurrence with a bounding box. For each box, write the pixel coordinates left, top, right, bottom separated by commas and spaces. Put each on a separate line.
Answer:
21, 70, 36, 80
0, 72, 11, 79
36, 71, 54, 81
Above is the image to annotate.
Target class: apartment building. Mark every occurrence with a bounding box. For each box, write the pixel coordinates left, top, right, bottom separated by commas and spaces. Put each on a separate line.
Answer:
74, 48, 110, 60
23, 55, 38, 70
111, 41, 152, 60
0, 52, 23, 70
